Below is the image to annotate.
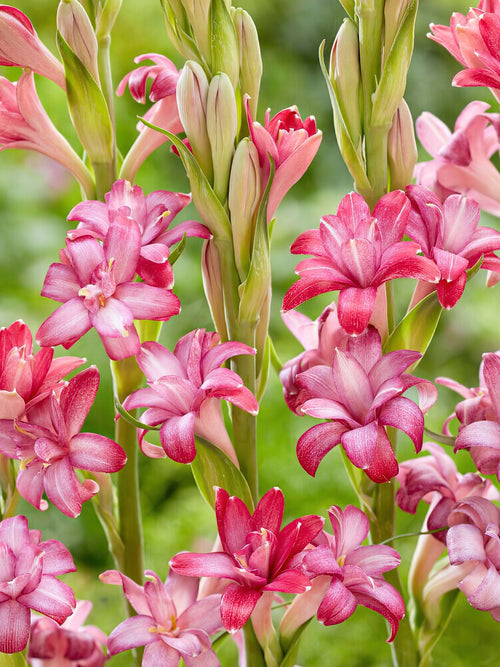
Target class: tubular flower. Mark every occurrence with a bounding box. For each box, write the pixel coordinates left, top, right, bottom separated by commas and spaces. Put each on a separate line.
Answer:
454, 352, 500, 479
283, 190, 440, 335
446, 496, 500, 620
406, 185, 500, 309
123, 330, 258, 465
0, 367, 127, 517
170, 487, 324, 632
415, 101, 500, 216
429, 2, 500, 103
0, 515, 76, 653
295, 326, 437, 483
0, 5, 65, 87
67, 179, 210, 288
37, 213, 180, 360
29, 600, 108, 667
0, 320, 84, 420
302, 505, 404, 641
99, 569, 222, 666
246, 99, 322, 221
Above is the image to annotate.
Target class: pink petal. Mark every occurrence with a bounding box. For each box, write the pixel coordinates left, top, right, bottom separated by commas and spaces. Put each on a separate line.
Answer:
378, 396, 424, 452
99, 570, 150, 615
159, 412, 196, 463
41, 263, 80, 302
20, 575, 75, 624
283, 277, 339, 311
317, 578, 357, 626
43, 459, 85, 518
115, 283, 180, 321
218, 492, 252, 554
220, 583, 262, 632
0, 599, 30, 653
36, 300, 91, 350
253, 488, 284, 535
447, 523, 486, 564
100, 326, 141, 361
107, 615, 155, 654
337, 286, 377, 335
264, 569, 312, 593
137, 244, 174, 288
60, 367, 99, 437
170, 552, 237, 580
70, 433, 126, 472
104, 213, 141, 284
297, 422, 347, 476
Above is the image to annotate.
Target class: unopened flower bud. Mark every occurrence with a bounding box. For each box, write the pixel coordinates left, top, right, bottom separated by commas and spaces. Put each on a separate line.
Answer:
207, 73, 238, 202
384, 0, 413, 62
201, 240, 228, 341
209, 0, 239, 89
177, 61, 213, 181
229, 138, 261, 280
233, 8, 262, 119
388, 98, 417, 189
183, 0, 210, 63
57, 0, 99, 82
95, 0, 122, 37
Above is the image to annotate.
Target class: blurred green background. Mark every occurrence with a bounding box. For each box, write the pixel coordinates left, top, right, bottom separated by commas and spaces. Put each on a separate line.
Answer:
2, 0, 500, 664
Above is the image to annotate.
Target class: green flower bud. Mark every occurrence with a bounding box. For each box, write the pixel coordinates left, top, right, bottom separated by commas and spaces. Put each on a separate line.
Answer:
209, 0, 239, 89
57, 0, 99, 82
383, 0, 413, 61
233, 8, 262, 120
95, 0, 123, 37
183, 0, 210, 63
387, 98, 417, 190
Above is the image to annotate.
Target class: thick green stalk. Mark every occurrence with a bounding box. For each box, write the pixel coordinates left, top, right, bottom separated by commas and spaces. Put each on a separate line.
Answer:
243, 621, 267, 667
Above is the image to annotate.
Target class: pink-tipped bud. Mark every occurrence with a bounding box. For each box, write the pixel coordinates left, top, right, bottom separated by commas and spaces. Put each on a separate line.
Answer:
388, 98, 417, 190
233, 8, 262, 119
206, 72, 237, 201
57, 0, 100, 82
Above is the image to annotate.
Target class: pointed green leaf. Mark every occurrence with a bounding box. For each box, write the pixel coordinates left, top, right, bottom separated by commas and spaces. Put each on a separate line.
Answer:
279, 619, 312, 667
114, 398, 161, 431
384, 291, 442, 360
191, 437, 254, 510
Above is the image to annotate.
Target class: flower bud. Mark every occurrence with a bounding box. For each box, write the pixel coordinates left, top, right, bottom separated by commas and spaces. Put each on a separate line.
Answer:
233, 8, 262, 119
57, 0, 99, 83
176, 61, 213, 181
183, 0, 210, 63
209, 0, 239, 89
201, 240, 228, 341
383, 0, 413, 61
387, 98, 417, 189
95, 0, 123, 37
229, 138, 261, 280
206, 73, 237, 201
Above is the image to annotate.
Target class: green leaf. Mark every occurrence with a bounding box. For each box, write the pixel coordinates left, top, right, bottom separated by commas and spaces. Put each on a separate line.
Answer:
279, 619, 312, 667
191, 437, 254, 511
169, 232, 187, 266
114, 398, 160, 431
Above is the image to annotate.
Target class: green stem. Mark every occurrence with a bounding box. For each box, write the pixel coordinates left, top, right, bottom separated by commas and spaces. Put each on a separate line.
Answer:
0, 651, 26, 666
243, 622, 266, 667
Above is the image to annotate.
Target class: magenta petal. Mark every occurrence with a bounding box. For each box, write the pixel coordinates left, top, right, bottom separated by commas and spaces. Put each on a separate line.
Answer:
378, 396, 424, 452
297, 422, 347, 476
36, 300, 91, 349
264, 569, 311, 593
115, 283, 180, 321
317, 578, 357, 626
253, 488, 284, 535
0, 599, 30, 653
60, 367, 99, 436
43, 459, 84, 518
170, 552, 236, 580
219, 493, 252, 554
337, 286, 377, 335
159, 412, 196, 463
220, 583, 261, 632
283, 277, 338, 311
70, 433, 126, 472
341, 422, 379, 471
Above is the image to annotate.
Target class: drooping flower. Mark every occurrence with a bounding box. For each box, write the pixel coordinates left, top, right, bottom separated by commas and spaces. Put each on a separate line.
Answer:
415, 101, 500, 216
123, 330, 258, 464
170, 487, 324, 632
99, 568, 222, 666
405, 185, 500, 309
29, 600, 108, 667
246, 99, 323, 221
0, 367, 127, 517
283, 190, 440, 335
0, 320, 84, 420
67, 179, 210, 288
0, 6, 65, 87
37, 213, 180, 360
295, 326, 437, 483
0, 515, 76, 653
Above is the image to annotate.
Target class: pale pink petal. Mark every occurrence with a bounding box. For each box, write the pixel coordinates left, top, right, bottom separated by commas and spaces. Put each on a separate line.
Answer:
41, 263, 80, 302
114, 283, 180, 321
159, 412, 196, 463
70, 433, 126, 472
107, 615, 155, 654
19, 575, 75, 624
36, 300, 91, 349
100, 326, 140, 361
0, 599, 30, 653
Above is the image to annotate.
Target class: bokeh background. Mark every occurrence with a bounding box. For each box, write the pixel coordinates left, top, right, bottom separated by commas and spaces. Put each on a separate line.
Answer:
1, 0, 500, 664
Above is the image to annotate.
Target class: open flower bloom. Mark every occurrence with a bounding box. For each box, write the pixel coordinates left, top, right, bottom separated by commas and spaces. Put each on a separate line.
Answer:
447, 496, 500, 620
100, 569, 222, 666
0, 71, 93, 193
415, 101, 500, 216
117, 54, 183, 181
29, 600, 107, 667
0, 5, 65, 87
37, 213, 180, 360
67, 179, 210, 287
0, 320, 84, 420
283, 190, 440, 335
0, 367, 126, 517
406, 185, 500, 309
295, 326, 437, 483
454, 352, 500, 479
123, 330, 258, 464
170, 487, 324, 632
299, 505, 404, 641
429, 2, 500, 102
246, 100, 322, 221
0, 515, 76, 653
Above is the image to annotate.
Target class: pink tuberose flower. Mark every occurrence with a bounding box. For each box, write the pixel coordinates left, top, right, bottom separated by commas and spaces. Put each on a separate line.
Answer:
0, 515, 75, 653
246, 99, 322, 221
295, 326, 437, 483
0, 367, 126, 517
283, 190, 439, 335
100, 569, 222, 666
37, 213, 180, 360
67, 179, 210, 288
123, 330, 258, 464
170, 487, 324, 632
415, 101, 500, 216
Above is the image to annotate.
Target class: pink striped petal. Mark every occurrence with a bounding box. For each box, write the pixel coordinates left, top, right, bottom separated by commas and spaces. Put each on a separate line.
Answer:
43, 459, 84, 518
137, 244, 174, 288
41, 263, 80, 302
317, 578, 357, 626
19, 575, 75, 623
91, 297, 134, 337
70, 433, 126, 472
159, 412, 196, 463
107, 615, 155, 654
263, 569, 311, 593
36, 300, 91, 349
136, 341, 185, 381
104, 214, 141, 284
283, 278, 339, 311
170, 552, 237, 580
115, 283, 180, 321
341, 422, 379, 471
337, 286, 377, 335
99, 569, 150, 615
253, 488, 284, 535
220, 583, 261, 631
0, 599, 30, 653
297, 422, 347, 476
60, 367, 99, 436
378, 396, 424, 451
100, 326, 140, 360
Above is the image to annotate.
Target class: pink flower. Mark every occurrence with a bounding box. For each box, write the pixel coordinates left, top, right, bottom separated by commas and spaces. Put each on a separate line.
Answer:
170, 487, 324, 632
246, 100, 322, 221
446, 496, 500, 620
37, 213, 180, 360
283, 190, 439, 335
295, 326, 437, 483
454, 352, 500, 479
0, 320, 84, 420
302, 505, 404, 640
0, 6, 65, 87
29, 600, 107, 667
123, 330, 258, 464
0, 367, 126, 517
0, 515, 76, 653
405, 186, 500, 309
415, 101, 500, 216
99, 568, 222, 666
67, 179, 210, 287
429, 2, 500, 102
